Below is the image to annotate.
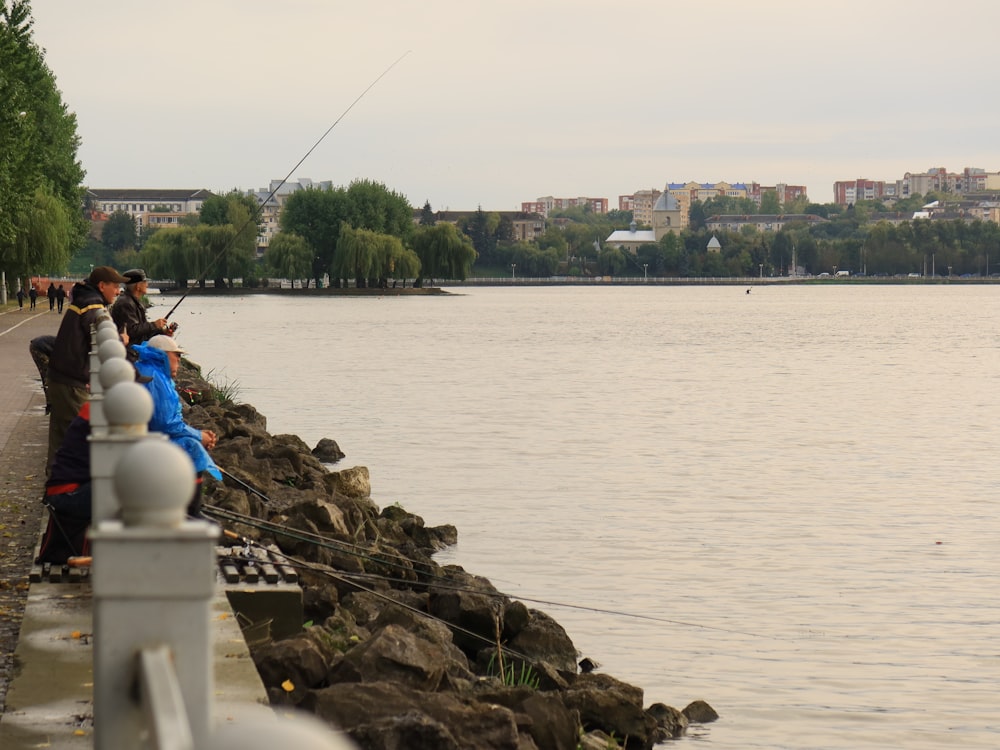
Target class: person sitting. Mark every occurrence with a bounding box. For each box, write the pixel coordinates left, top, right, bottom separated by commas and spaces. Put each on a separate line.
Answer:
112, 268, 171, 345
29, 335, 57, 414
133, 335, 221, 518
37, 401, 93, 564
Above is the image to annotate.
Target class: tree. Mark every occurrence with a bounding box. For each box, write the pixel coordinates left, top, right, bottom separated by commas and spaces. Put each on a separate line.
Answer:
141, 226, 203, 288
419, 200, 435, 226
411, 223, 476, 284
264, 232, 313, 285
0, 0, 86, 289
102, 210, 137, 254
758, 191, 781, 214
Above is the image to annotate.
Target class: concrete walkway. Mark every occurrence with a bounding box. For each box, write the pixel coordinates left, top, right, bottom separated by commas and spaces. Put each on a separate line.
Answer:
0, 303, 275, 748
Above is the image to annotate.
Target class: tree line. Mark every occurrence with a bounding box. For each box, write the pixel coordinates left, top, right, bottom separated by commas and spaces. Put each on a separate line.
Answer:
0, 0, 86, 292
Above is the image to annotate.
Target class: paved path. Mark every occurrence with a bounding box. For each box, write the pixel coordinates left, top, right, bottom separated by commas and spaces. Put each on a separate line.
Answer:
0, 304, 60, 715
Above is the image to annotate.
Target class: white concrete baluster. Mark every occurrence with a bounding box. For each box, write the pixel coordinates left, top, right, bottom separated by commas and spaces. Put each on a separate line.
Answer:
91, 429, 219, 750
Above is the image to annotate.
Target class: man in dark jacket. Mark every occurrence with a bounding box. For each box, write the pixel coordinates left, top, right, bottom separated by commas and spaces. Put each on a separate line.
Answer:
111, 268, 170, 345
46, 266, 129, 468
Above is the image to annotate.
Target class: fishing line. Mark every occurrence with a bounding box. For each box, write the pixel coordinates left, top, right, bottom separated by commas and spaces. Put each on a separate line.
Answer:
164, 50, 412, 320
205, 502, 786, 641
219, 523, 536, 664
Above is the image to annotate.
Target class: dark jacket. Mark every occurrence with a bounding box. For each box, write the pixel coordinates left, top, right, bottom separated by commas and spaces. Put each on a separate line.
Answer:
111, 290, 160, 344
47, 402, 91, 487
47, 281, 108, 389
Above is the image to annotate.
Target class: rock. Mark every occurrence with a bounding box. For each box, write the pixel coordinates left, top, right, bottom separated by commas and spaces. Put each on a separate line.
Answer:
252, 627, 338, 697
305, 681, 523, 750
505, 609, 578, 674
324, 466, 371, 499
683, 699, 719, 723
313, 437, 346, 463
647, 701, 689, 739
562, 673, 658, 748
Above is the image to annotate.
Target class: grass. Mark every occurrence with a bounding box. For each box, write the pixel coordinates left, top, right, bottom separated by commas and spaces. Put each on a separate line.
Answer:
204, 368, 242, 404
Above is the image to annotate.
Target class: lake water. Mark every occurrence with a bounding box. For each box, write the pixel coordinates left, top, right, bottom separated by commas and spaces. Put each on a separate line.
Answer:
170, 285, 1000, 749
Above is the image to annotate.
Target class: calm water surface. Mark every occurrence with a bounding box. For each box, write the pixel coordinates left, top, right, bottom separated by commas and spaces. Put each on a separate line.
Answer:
172, 286, 1000, 749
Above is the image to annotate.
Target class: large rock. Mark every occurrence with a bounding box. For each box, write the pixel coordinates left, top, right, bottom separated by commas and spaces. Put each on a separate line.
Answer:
324, 466, 371, 498
305, 681, 523, 750
313, 437, 346, 463
562, 673, 658, 749
505, 609, 578, 674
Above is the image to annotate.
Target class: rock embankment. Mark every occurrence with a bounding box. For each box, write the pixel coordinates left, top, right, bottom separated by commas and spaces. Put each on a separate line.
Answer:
177, 362, 718, 750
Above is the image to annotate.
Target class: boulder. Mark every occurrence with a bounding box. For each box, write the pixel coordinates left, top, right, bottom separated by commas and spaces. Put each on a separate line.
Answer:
562, 673, 658, 748
505, 609, 578, 674
324, 466, 371, 499
683, 699, 719, 723
648, 701, 689, 739
313, 437, 346, 463
305, 681, 523, 750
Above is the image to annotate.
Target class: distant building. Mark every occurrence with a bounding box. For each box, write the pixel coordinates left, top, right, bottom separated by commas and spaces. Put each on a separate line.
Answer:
665, 181, 751, 228
834, 167, 1000, 206
86, 188, 215, 234
249, 178, 333, 251
521, 196, 608, 217
748, 182, 808, 207
704, 214, 828, 232
605, 221, 656, 252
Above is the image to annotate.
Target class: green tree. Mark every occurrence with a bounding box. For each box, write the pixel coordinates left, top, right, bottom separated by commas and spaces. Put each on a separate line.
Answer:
419, 200, 435, 226
102, 210, 137, 254
141, 226, 203, 288
0, 0, 86, 290
758, 191, 781, 214
264, 232, 313, 285
411, 223, 476, 284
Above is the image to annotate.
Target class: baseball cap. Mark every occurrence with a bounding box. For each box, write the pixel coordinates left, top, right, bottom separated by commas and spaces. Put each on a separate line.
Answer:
88, 266, 129, 285
147, 334, 186, 354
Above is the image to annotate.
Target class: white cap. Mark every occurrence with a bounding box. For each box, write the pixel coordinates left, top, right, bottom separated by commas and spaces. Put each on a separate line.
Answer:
147, 334, 186, 354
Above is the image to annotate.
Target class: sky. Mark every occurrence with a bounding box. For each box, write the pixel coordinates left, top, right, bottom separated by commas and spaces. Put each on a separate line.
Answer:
29, 0, 1000, 210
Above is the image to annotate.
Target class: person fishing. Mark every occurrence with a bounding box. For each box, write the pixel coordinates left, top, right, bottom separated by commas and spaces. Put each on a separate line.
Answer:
112, 268, 173, 345
46, 266, 130, 469
133, 335, 221, 518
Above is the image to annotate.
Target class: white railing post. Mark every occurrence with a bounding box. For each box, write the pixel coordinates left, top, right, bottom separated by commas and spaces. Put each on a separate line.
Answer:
88, 334, 140, 523
90, 392, 219, 749
89, 316, 120, 437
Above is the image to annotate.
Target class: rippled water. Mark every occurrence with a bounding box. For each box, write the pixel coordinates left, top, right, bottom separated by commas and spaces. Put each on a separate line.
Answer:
172, 285, 1000, 748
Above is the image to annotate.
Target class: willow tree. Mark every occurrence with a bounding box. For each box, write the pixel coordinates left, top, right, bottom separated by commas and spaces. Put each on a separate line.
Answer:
264, 231, 313, 286
141, 226, 203, 289
411, 222, 477, 286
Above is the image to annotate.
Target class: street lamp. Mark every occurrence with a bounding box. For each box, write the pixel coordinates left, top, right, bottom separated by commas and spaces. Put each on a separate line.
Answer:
511, 263, 516, 281
643, 263, 648, 280
759, 263, 763, 279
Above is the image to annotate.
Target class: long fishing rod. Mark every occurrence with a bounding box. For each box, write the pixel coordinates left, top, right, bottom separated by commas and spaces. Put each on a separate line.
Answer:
164, 50, 412, 320
204, 502, 787, 641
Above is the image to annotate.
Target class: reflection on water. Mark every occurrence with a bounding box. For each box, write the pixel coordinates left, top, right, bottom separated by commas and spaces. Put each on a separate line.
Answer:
173, 285, 1000, 748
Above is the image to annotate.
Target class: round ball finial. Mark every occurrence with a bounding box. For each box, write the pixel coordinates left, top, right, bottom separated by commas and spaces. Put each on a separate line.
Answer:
96, 325, 119, 347
103, 381, 153, 430
97, 338, 127, 363
99, 357, 136, 391
115, 440, 195, 527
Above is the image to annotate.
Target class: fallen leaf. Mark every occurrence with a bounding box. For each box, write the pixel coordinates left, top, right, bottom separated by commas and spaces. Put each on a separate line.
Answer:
281, 679, 295, 692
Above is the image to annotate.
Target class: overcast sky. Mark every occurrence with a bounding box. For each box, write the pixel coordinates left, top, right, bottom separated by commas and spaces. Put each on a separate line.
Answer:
30, 0, 1000, 209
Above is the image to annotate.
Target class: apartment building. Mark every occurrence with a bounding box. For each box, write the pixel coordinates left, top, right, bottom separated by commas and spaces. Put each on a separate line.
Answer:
834, 167, 1000, 205
666, 181, 750, 228
704, 214, 828, 233
86, 188, 215, 233
249, 178, 333, 250
520, 196, 609, 217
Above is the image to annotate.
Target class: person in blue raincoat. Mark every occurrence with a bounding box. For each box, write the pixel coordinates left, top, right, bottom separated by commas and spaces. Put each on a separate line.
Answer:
133, 335, 221, 517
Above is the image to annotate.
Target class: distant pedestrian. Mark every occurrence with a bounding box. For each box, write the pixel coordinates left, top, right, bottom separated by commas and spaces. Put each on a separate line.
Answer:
28, 285, 37, 309
16, 288, 25, 309
47, 283, 56, 310
56, 284, 66, 313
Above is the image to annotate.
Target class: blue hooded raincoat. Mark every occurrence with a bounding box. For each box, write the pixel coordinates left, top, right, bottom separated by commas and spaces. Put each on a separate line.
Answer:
133, 343, 222, 481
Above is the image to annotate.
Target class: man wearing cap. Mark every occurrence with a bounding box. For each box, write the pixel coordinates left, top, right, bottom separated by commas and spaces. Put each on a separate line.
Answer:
112, 268, 171, 345
46, 266, 129, 468
134, 335, 221, 518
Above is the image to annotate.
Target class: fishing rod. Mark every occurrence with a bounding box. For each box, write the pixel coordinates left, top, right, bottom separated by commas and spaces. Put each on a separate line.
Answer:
164, 50, 412, 320
204, 502, 788, 641
218, 467, 270, 503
